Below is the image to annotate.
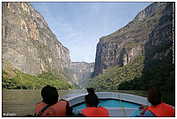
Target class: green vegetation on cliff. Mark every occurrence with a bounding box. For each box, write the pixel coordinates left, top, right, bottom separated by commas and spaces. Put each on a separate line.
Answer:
87, 54, 174, 105
2, 65, 73, 90
118, 57, 174, 105
87, 56, 144, 91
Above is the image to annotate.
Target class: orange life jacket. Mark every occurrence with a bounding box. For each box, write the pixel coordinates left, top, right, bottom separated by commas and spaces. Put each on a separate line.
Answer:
35, 101, 68, 116
146, 102, 175, 117
81, 107, 109, 117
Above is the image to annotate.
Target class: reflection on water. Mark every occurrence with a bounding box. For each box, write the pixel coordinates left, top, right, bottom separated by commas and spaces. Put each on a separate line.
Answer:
2, 89, 86, 116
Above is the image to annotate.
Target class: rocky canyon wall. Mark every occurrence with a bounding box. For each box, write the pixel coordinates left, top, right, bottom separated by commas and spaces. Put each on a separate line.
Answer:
93, 3, 174, 76
2, 2, 71, 75
69, 62, 94, 87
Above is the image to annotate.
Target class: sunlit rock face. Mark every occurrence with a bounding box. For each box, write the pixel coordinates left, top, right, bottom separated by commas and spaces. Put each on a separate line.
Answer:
2, 2, 71, 75
93, 3, 174, 76
69, 62, 94, 87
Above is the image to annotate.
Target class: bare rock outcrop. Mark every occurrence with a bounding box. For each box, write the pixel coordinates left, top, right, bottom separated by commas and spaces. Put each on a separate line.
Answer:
2, 3, 71, 75
93, 3, 174, 76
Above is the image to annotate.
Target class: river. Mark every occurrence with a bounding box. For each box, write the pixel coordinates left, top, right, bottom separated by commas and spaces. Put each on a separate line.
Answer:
2, 89, 146, 116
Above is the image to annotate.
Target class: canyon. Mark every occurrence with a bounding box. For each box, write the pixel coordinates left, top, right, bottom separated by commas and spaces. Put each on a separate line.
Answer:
93, 3, 174, 76
2, 2, 174, 93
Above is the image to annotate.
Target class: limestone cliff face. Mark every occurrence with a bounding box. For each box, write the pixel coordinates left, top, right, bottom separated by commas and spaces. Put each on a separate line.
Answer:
69, 62, 94, 87
93, 2, 173, 76
144, 3, 174, 63
2, 2, 71, 75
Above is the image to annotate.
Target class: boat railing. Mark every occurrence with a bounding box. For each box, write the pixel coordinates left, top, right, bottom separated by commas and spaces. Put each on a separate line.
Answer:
64, 92, 150, 106
96, 92, 150, 105
64, 92, 150, 117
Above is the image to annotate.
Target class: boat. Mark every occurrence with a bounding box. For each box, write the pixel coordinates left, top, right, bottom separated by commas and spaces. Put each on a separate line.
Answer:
63, 92, 150, 117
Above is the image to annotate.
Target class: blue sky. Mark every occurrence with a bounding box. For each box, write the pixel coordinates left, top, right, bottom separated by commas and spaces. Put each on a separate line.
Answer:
31, 2, 151, 63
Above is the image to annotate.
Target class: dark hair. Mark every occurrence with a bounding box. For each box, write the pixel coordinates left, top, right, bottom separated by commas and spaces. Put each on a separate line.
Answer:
41, 85, 59, 105
87, 88, 95, 94
85, 93, 99, 107
147, 87, 161, 106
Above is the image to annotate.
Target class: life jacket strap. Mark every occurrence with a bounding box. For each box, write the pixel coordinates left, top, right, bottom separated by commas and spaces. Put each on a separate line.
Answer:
34, 104, 53, 116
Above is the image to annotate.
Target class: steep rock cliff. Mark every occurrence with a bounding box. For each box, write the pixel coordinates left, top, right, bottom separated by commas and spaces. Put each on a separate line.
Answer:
93, 3, 172, 76
118, 3, 175, 105
69, 62, 94, 88
144, 3, 174, 63
2, 3, 71, 75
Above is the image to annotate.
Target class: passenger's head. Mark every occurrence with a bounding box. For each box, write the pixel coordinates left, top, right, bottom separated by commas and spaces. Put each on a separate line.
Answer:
87, 88, 95, 94
147, 87, 161, 106
41, 85, 59, 105
85, 93, 99, 107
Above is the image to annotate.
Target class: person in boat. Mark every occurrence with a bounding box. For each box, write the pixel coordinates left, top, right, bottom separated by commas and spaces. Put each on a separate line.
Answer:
34, 85, 72, 116
87, 88, 96, 95
80, 88, 109, 117
137, 87, 175, 117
